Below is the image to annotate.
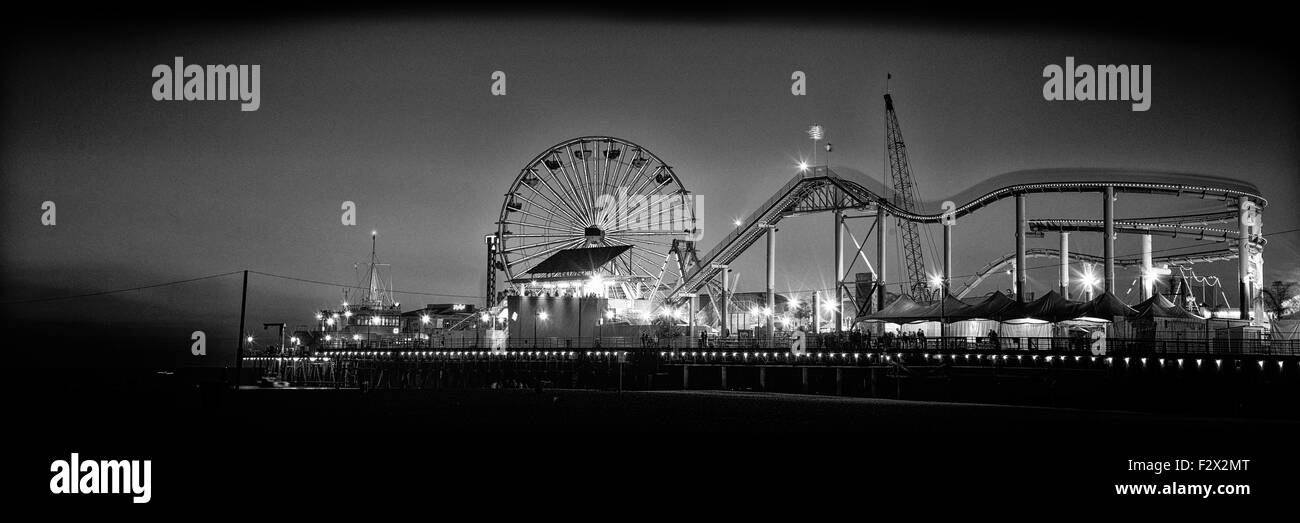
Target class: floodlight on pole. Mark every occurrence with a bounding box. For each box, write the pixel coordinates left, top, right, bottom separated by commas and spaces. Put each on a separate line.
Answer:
808, 124, 824, 165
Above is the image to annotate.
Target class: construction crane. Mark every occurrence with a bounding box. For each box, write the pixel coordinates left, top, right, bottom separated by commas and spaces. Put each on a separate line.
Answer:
884, 92, 929, 300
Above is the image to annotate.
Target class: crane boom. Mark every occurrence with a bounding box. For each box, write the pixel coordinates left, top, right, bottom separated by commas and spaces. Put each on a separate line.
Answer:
884, 93, 929, 300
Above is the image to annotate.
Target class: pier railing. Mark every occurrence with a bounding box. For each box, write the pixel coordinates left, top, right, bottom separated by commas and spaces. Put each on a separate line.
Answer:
282, 335, 1300, 356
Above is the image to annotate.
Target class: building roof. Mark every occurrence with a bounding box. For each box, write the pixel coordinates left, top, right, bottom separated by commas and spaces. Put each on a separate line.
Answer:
1081, 292, 1139, 320
1132, 294, 1204, 321
523, 245, 632, 276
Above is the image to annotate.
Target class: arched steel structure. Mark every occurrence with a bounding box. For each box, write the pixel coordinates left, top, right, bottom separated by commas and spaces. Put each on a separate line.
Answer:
664, 166, 1267, 323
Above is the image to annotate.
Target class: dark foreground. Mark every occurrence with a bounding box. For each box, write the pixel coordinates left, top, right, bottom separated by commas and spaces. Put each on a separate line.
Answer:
16, 369, 1300, 510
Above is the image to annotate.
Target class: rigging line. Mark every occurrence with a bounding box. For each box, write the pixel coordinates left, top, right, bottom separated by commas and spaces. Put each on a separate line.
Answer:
1, 270, 243, 305
248, 270, 482, 300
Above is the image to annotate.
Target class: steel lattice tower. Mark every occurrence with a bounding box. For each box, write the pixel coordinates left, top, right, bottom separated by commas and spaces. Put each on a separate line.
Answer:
884, 93, 929, 299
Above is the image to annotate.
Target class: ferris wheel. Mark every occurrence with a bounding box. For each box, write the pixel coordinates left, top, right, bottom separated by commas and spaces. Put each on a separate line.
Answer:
495, 136, 698, 301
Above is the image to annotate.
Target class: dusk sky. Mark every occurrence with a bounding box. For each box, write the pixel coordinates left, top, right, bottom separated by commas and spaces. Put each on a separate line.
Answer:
4, 15, 1296, 366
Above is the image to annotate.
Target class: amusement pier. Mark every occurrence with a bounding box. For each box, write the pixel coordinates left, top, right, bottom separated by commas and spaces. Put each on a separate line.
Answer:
238, 94, 1296, 415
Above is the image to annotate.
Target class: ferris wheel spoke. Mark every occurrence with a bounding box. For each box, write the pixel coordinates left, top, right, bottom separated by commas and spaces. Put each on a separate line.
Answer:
510, 192, 579, 228
604, 199, 693, 233
606, 239, 671, 267
621, 164, 661, 199
539, 158, 587, 223
625, 167, 672, 202
511, 190, 585, 229
508, 207, 574, 230
561, 141, 595, 221
599, 140, 616, 198
612, 148, 650, 194
645, 191, 693, 215
517, 173, 586, 226
565, 143, 588, 219
591, 141, 609, 212
498, 220, 583, 235
504, 233, 581, 239
596, 185, 684, 232
611, 236, 676, 249
539, 164, 591, 228
606, 248, 661, 283
529, 168, 588, 226
607, 156, 636, 204
627, 245, 680, 267
611, 231, 681, 240
581, 143, 598, 215
572, 142, 600, 223
505, 236, 585, 254
554, 150, 594, 224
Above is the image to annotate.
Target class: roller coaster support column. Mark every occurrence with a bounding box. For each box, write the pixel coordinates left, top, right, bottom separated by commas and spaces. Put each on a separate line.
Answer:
876, 207, 887, 311
943, 223, 952, 296
834, 210, 844, 332
1015, 194, 1027, 303
687, 293, 697, 347
714, 264, 730, 337
813, 293, 821, 332
762, 224, 777, 340
1104, 186, 1116, 294
1059, 232, 1070, 299
943, 222, 952, 343
1238, 196, 1251, 320
1141, 234, 1154, 300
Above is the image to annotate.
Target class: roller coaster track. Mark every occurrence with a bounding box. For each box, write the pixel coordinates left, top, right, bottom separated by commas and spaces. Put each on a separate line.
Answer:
666, 167, 1266, 303
1028, 219, 1267, 245
952, 247, 1239, 298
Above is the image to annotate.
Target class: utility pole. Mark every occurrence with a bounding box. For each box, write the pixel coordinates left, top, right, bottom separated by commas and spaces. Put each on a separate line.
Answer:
234, 270, 248, 390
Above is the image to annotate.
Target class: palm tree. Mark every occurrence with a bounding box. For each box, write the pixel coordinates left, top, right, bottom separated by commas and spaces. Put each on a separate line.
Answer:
1258, 280, 1298, 318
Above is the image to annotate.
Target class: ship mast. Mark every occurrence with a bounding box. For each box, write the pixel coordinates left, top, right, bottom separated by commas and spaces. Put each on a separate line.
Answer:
349, 230, 393, 310
368, 230, 380, 307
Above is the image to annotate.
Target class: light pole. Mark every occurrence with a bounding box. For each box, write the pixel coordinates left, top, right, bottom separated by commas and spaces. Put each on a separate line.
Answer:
808, 124, 823, 166
420, 314, 431, 348
1082, 264, 1099, 301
